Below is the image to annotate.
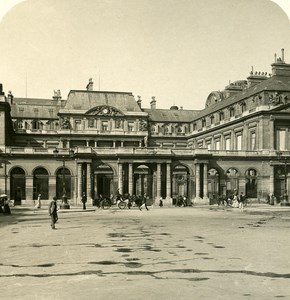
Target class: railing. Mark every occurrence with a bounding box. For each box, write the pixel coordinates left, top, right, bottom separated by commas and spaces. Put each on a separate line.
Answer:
3, 146, 284, 158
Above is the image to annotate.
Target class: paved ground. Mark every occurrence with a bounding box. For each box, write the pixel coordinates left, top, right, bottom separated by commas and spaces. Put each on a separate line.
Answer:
1, 204, 290, 300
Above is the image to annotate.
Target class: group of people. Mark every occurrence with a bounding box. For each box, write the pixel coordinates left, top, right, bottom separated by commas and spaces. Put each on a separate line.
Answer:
93, 190, 150, 211
174, 195, 188, 207
217, 191, 247, 209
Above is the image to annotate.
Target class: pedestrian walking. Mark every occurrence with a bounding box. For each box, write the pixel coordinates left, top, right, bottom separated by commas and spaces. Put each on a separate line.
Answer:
159, 197, 163, 207
48, 196, 58, 229
35, 193, 41, 208
239, 192, 245, 209
81, 192, 87, 210
139, 193, 149, 211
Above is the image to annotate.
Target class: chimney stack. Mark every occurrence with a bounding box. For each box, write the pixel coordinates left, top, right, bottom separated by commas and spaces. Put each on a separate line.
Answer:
150, 96, 156, 110
86, 78, 94, 91
282, 48, 285, 63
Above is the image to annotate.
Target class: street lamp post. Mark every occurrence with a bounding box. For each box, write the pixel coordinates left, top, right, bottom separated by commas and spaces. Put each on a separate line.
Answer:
53, 148, 75, 209
277, 151, 290, 206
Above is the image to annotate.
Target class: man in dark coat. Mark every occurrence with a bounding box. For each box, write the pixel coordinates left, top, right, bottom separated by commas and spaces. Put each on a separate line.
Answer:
48, 196, 58, 229
81, 192, 87, 210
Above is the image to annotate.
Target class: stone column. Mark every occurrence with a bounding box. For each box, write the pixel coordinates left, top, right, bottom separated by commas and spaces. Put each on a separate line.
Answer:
231, 130, 235, 150
26, 176, 34, 205
87, 163, 92, 205
243, 123, 248, 150
49, 175, 56, 202
77, 163, 82, 206
156, 163, 161, 204
128, 163, 133, 196
203, 163, 209, 202
194, 163, 201, 204
166, 163, 171, 206
96, 118, 101, 131
269, 164, 275, 195
118, 162, 123, 195
269, 117, 274, 150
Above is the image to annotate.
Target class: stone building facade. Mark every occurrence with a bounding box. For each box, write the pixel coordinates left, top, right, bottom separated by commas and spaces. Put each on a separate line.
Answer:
1, 50, 290, 206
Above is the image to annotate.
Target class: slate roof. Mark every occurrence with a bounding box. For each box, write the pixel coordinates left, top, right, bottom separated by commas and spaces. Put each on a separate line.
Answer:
61, 90, 142, 113
10, 98, 61, 118
143, 108, 200, 122
193, 75, 290, 121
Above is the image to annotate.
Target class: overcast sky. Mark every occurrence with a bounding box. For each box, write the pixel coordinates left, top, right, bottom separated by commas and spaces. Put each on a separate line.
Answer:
0, 0, 290, 110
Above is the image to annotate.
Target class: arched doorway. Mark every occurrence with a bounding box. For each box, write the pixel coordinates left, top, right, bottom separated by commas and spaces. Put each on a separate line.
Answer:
226, 168, 239, 197
172, 165, 189, 202
133, 164, 153, 198
33, 167, 49, 200
92, 164, 114, 199
245, 168, 258, 198
208, 168, 219, 204
56, 167, 72, 199
10, 167, 26, 205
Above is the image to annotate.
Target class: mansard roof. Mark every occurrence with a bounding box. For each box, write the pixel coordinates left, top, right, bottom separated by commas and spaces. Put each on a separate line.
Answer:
143, 108, 200, 122
61, 90, 142, 114
10, 98, 61, 119
193, 74, 290, 121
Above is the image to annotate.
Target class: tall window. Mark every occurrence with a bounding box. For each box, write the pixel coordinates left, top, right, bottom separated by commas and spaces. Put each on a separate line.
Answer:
102, 121, 108, 131
236, 134, 242, 150
225, 137, 231, 150
229, 107, 235, 117
206, 141, 212, 150
250, 131, 256, 150
219, 111, 224, 121
215, 140, 221, 150
276, 129, 286, 150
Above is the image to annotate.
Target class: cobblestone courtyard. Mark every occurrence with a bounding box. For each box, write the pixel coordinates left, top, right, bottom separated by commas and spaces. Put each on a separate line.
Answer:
1, 204, 290, 300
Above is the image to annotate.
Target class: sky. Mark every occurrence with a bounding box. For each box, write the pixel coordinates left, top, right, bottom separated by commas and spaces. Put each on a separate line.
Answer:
0, 0, 290, 110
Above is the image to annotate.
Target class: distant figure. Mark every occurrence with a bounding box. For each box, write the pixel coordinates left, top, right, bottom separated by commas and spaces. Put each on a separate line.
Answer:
239, 192, 245, 209
270, 193, 276, 205
139, 193, 149, 211
81, 192, 87, 210
1, 194, 11, 215
35, 194, 41, 209
159, 197, 163, 207
48, 196, 58, 229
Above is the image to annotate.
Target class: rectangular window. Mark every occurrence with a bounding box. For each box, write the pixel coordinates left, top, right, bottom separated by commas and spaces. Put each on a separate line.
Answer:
225, 138, 231, 150
102, 122, 108, 131
207, 142, 212, 150
276, 129, 286, 150
215, 140, 220, 150
75, 120, 81, 130
250, 131, 256, 150
236, 134, 242, 150
128, 123, 134, 132
88, 119, 95, 128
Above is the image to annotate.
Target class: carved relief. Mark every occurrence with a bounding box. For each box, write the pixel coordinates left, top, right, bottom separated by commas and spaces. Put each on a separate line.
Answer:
268, 92, 287, 105
86, 105, 124, 116
61, 118, 71, 129
139, 120, 148, 131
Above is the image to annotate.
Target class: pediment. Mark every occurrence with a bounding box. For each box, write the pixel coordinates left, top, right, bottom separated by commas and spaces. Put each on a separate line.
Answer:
85, 105, 124, 116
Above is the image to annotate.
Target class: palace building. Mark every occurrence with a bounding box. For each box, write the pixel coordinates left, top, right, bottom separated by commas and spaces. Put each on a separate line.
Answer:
1, 50, 290, 206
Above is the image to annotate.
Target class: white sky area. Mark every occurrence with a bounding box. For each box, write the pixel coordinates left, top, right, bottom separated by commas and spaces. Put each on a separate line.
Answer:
0, 0, 290, 110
